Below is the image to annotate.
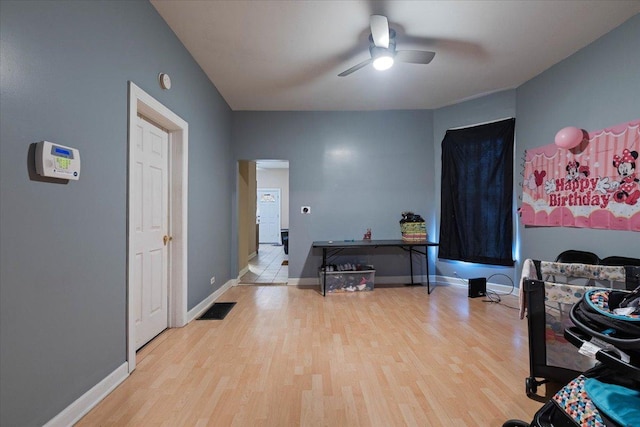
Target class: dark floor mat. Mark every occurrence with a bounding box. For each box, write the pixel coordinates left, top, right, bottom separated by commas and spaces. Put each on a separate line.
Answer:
198, 302, 236, 320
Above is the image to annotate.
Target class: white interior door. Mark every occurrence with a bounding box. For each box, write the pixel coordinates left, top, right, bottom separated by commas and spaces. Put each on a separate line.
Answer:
132, 116, 169, 350
257, 188, 281, 243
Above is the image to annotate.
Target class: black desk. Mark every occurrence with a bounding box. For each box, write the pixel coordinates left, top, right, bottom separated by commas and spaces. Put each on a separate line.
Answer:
312, 239, 439, 296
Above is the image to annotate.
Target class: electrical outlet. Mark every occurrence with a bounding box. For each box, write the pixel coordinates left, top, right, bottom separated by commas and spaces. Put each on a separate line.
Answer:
210, 276, 216, 285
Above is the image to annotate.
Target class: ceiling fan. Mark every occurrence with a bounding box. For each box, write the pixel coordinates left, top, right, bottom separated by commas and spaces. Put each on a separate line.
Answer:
338, 15, 436, 77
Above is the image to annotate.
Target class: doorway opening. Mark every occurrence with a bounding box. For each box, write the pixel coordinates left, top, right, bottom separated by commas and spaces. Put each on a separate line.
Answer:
237, 160, 289, 285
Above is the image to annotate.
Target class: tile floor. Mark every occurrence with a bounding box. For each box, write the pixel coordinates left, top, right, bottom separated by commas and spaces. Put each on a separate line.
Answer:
238, 243, 288, 284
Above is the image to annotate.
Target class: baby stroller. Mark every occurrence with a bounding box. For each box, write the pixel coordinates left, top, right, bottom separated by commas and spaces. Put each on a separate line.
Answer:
504, 286, 640, 427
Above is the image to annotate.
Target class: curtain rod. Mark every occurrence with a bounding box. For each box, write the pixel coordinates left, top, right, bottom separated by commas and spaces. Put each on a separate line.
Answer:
448, 116, 514, 131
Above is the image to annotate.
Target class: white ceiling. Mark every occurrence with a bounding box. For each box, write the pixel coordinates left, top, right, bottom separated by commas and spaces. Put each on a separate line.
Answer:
150, 1, 639, 111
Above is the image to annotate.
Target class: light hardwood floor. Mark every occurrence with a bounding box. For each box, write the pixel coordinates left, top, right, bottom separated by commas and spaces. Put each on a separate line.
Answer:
77, 284, 549, 426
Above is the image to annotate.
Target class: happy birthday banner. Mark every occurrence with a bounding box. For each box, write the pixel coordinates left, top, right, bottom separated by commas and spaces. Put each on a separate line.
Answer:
520, 119, 640, 231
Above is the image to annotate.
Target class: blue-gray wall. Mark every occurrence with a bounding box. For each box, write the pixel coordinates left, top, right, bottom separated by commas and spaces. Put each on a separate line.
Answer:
231, 15, 640, 285
0, 1, 232, 425
232, 111, 435, 280
516, 14, 640, 268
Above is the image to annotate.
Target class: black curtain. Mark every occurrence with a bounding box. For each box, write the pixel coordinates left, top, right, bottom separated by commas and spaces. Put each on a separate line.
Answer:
438, 118, 515, 266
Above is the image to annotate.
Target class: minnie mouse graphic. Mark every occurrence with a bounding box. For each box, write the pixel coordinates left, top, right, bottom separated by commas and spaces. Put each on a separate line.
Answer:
611, 149, 640, 205
565, 161, 589, 181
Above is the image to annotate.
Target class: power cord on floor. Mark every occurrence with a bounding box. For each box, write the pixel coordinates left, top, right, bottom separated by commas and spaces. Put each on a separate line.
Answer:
482, 273, 518, 310
455, 272, 519, 310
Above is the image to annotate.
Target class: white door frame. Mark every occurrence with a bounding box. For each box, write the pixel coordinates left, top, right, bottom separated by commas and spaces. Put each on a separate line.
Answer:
127, 82, 188, 372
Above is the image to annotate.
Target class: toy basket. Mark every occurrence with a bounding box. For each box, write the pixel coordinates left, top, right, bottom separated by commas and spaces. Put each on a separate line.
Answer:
400, 222, 427, 241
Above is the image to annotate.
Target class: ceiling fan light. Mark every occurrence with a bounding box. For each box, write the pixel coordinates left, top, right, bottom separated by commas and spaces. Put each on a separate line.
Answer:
373, 55, 394, 71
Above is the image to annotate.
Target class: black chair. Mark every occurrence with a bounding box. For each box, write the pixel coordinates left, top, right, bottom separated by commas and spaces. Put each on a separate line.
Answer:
555, 249, 600, 265
280, 229, 289, 255
601, 256, 640, 290
551, 250, 601, 290
600, 256, 640, 266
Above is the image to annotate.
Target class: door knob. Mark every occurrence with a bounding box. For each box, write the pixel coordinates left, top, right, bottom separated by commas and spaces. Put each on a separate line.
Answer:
163, 235, 173, 246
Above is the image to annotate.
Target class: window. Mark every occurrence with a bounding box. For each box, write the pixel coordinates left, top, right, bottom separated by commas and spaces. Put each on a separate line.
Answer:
438, 118, 515, 266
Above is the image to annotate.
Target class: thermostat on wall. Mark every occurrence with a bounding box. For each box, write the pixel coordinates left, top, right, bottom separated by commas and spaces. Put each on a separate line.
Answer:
35, 141, 81, 180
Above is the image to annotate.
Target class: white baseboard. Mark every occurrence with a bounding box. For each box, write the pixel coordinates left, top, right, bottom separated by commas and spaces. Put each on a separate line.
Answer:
286, 277, 315, 286
436, 275, 516, 295
248, 251, 257, 261
237, 265, 250, 278
287, 275, 514, 294
375, 275, 431, 285
187, 279, 235, 322
435, 275, 467, 287
235, 282, 276, 286
44, 362, 128, 427
487, 280, 517, 295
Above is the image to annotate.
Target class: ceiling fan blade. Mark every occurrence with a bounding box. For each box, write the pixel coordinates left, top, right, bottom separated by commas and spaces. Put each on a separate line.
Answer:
370, 15, 389, 48
338, 58, 373, 77
395, 50, 436, 64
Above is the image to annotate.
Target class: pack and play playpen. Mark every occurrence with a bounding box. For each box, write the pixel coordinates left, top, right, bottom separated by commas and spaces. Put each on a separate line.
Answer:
504, 256, 640, 426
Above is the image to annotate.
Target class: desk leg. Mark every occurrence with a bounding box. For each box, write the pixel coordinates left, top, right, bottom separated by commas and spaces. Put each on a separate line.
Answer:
409, 247, 414, 285
322, 248, 327, 297
426, 245, 432, 294
405, 246, 422, 287
401, 246, 422, 286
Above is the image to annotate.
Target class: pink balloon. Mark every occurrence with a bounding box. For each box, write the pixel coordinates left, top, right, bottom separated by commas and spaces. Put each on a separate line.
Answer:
554, 126, 583, 149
